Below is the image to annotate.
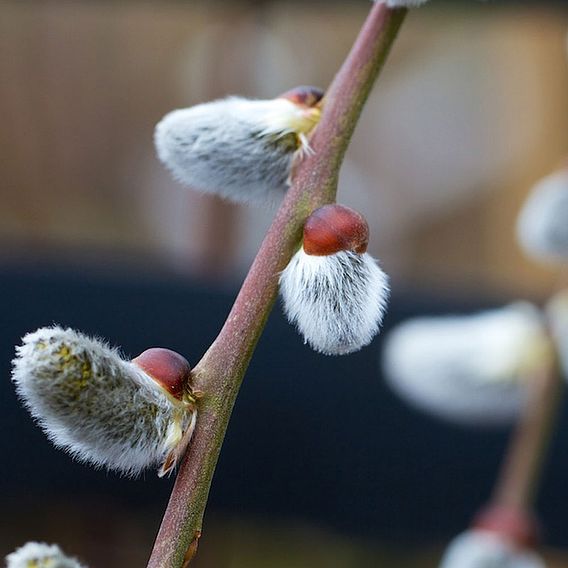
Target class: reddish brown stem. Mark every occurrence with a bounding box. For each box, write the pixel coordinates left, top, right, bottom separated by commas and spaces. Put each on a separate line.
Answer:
492, 356, 563, 511
147, 4, 407, 567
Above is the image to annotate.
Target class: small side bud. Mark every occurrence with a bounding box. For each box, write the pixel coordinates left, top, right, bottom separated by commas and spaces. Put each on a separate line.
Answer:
516, 169, 568, 264
154, 88, 322, 204
303, 204, 369, 256
382, 303, 550, 426
12, 327, 196, 476
132, 347, 191, 401
5, 542, 87, 568
278, 86, 324, 109
280, 205, 389, 355
439, 530, 545, 568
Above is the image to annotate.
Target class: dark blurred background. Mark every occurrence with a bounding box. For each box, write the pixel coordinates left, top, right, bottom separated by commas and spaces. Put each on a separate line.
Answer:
2, 1, 568, 566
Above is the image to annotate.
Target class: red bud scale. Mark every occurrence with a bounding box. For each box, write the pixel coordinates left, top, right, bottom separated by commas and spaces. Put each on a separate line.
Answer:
278, 86, 324, 109
473, 505, 541, 550
303, 204, 369, 256
132, 348, 191, 401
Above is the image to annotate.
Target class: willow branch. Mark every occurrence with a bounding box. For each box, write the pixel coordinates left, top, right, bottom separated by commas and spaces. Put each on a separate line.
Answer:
492, 350, 563, 511
147, 4, 407, 567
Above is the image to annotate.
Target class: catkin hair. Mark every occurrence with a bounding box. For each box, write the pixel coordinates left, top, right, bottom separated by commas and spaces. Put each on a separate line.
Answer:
280, 249, 389, 355
12, 327, 193, 476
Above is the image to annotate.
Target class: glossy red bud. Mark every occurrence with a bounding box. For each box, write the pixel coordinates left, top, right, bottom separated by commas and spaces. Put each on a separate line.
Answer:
278, 86, 324, 108
132, 348, 191, 401
473, 505, 541, 550
303, 204, 369, 256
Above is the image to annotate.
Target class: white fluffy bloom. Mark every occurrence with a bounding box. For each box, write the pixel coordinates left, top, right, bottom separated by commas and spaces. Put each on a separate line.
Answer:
382, 303, 549, 426
155, 95, 320, 204
440, 531, 545, 568
5, 542, 86, 568
12, 327, 195, 476
516, 170, 568, 264
279, 249, 389, 355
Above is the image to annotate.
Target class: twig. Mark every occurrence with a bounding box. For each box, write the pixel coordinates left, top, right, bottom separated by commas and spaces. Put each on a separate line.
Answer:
492, 349, 563, 511
147, 4, 407, 566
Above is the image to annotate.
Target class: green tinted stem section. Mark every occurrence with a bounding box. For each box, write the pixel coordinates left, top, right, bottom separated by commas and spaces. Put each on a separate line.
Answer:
147, 4, 407, 567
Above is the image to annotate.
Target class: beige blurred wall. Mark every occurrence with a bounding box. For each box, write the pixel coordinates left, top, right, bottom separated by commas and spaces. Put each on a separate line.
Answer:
1, 1, 568, 296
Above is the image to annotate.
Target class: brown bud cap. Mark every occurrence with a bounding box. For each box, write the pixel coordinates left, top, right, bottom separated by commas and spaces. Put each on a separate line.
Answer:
473, 505, 541, 550
278, 86, 324, 108
132, 348, 191, 401
303, 204, 369, 256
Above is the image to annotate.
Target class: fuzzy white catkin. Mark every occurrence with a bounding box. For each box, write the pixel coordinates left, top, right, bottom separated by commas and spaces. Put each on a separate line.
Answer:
279, 249, 389, 355
155, 96, 318, 204
516, 170, 568, 264
440, 531, 546, 568
12, 327, 192, 476
5, 542, 87, 568
382, 303, 548, 426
